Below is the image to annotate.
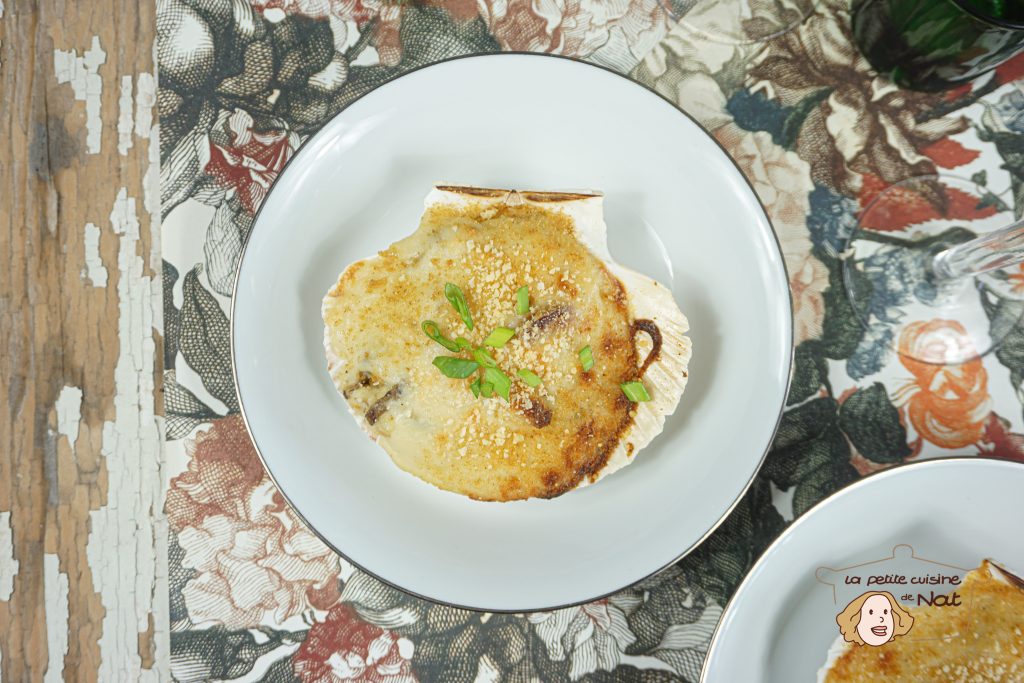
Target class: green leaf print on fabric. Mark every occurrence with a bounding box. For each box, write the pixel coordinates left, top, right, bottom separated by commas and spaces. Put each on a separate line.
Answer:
338, 7, 500, 111
977, 114, 1024, 218
819, 254, 871, 361
180, 265, 239, 413
163, 260, 181, 371
765, 398, 843, 487
765, 397, 858, 516
777, 88, 832, 151
678, 478, 787, 607
790, 440, 859, 517
788, 341, 829, 406
258, 656, 302, 683
164, 370, 222, 440
580, 667, 684, 682
838, 383, 911, 463
171, 626, 306, 681
620, 568, 721, 682
982, 293, 1024, 411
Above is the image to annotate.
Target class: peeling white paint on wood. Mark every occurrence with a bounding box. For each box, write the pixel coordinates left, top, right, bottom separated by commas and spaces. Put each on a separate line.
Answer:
144, 124, 160, 234
54, 36, 106, 154
135, 73, 156, 141
148, 162, 163, 340
144, 104, 170, 677
118, 75, 134, 155
141, 46, 159, 222
0, 511, 17, 601
83, 222, 109, 287
43, 554, 69, 683
83, 188, 167, 682
55, 385, 83, 446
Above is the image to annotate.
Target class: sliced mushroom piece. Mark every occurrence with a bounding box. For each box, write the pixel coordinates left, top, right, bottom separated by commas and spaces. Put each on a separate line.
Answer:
342, 371, 377, 398
365, 384, 402, 425
526, 303, 573, 335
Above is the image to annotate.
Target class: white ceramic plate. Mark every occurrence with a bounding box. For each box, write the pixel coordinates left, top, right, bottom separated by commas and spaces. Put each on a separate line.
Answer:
232, 53, 792, 611
701, 457, 1024, 681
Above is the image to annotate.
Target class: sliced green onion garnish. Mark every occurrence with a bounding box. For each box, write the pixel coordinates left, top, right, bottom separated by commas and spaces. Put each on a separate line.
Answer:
421, 320, 461, 352
455, 336, 472, 350
470, 376, 482, 398
480, 381, 494, 398
517, 369, 542, 387
484, 327, 515, 348
620, 381, 651, 402
516, 286, 529, 315
473, 347, 498, 368
444, 282, 473, 330
485, 367, 511, 402
578, 345, 595, 372
432, 356, 479, 379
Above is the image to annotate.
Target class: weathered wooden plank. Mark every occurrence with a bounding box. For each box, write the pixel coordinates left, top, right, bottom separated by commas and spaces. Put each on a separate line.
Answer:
0, 0, 167, 680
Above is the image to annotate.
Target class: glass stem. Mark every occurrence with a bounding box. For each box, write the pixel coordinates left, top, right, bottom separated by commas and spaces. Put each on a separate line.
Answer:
931, 219, 1024, 282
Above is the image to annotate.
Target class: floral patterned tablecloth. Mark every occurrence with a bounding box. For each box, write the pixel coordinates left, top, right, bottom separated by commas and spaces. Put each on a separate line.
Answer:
158, 0, 1024, 680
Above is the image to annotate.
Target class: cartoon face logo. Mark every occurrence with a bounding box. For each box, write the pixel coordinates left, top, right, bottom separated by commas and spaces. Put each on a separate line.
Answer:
857, 594, 895, 645
836, 591, 914, 647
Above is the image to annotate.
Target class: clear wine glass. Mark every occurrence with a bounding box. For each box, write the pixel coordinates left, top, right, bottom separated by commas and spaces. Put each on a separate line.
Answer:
842, 174, 1024, 365
667, 0, 821, 44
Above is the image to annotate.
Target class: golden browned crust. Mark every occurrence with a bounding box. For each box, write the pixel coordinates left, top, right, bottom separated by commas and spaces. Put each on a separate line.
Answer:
323, 192, 680, 501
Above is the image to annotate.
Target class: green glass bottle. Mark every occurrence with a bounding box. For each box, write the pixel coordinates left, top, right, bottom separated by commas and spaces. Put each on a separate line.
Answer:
852, 0, 1024, 90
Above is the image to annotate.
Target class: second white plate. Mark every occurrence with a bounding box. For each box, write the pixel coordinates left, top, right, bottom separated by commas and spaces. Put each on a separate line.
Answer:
702, 457, 1024, 681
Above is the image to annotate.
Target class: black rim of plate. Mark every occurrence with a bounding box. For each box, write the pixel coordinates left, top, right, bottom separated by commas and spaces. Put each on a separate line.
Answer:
229, 51, 795, 613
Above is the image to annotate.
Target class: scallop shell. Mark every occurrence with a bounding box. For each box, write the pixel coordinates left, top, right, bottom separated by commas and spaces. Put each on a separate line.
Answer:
323, 185, 692, 496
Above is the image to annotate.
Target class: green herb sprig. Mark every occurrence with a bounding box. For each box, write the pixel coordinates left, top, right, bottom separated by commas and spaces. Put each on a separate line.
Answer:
620, 381, 651, 402
516, 286, 530, 316
422, 320, 461, 352
578, 345, 595, 372
433, 356, 479, 378
445, 283, 473, 330
424, 283, 555, 404
517, 369, 542, 387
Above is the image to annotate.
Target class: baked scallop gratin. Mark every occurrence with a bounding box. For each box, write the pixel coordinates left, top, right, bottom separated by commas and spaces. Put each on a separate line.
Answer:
322, 186, 691, 501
